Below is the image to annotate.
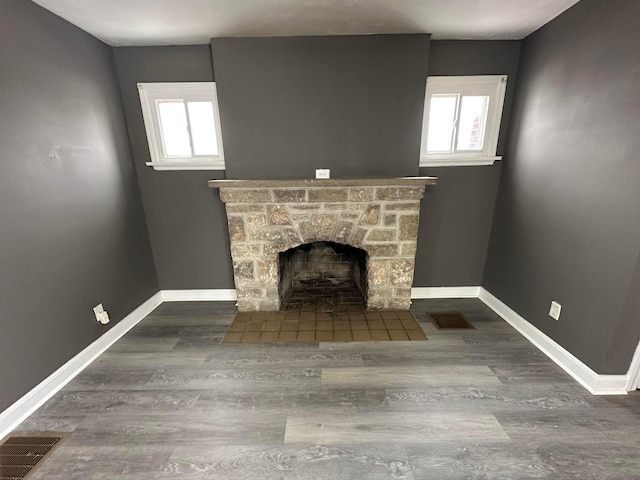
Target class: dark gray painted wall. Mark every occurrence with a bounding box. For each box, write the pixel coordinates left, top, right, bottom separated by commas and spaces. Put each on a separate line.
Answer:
602, 251, 640, 373
483, 0, 640, 373
113, 39, 521, 290
0, 1, 158, 411
210, 35, 430, 179
414, 41, 520, 286
113, 46, 234, 289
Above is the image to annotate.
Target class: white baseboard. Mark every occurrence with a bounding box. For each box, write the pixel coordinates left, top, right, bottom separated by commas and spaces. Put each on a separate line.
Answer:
478, 287, 629, 395
160, 287, 477, 302
161, 289, 237, 302
625, 340, 640, 391
411, 286, 481, 299
0, 292, 163, 440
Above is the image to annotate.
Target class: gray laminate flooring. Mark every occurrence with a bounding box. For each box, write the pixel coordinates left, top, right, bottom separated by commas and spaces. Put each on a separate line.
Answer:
13, 299, 640, 479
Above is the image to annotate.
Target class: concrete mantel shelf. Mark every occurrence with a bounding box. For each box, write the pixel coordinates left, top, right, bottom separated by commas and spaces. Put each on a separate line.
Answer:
208, 176, 438, 189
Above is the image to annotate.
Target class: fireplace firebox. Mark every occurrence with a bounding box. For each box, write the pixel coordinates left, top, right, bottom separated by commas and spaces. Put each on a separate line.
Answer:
279, 241, 367, 309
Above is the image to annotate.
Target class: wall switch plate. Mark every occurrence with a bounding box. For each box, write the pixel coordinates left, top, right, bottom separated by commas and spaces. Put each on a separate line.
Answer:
93, 303, 110, 325
315, 169, 330, 179
549, 300, 562, 321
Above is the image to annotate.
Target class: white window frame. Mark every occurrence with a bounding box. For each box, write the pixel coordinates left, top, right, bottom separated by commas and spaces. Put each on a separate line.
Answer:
419, 75, 507, 167
137, 82, 225, 171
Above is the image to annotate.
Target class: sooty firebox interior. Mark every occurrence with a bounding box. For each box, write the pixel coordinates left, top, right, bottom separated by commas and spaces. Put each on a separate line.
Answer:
278, 241, 367, 310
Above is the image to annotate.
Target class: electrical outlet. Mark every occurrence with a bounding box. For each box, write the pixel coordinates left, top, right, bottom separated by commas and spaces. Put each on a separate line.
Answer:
549, 300, 562, 321
93, 303, 110, 325
315, 168, 330, 179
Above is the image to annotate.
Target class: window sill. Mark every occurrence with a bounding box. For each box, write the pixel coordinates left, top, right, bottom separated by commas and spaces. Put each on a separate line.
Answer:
419, 156, 502, 167
146, 162, 226, 171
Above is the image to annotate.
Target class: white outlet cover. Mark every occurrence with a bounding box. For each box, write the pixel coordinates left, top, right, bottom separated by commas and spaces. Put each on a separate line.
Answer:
315, 169, 330, 179
549, 300, 562, 321
93, 303, 110, 324
97, 311, 110, 325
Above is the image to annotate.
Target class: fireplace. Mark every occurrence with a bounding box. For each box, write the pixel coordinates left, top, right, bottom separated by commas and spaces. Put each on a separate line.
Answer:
279, 241, 368, 309
209, 177, 437, 311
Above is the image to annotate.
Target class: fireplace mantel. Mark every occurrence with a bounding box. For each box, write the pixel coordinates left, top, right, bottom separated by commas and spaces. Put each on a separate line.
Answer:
208, 177, 437, 189
209, 176, 437, 311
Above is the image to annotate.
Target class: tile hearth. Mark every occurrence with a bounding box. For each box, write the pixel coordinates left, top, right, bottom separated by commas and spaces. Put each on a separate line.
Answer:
222, 307, 427, 343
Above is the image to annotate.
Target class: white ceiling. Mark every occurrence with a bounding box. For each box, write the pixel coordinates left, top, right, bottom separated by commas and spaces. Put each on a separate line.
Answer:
32, 0, 581, 47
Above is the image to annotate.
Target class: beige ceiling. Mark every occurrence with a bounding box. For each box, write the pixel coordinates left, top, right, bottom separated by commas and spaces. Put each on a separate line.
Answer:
32, 0, 581, 47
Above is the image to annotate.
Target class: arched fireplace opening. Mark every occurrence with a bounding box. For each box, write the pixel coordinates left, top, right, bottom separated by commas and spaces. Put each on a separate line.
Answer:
278, 241, 368, 310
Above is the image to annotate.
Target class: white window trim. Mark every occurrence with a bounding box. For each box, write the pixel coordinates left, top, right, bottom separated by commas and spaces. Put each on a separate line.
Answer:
137, 82, 225, 171
419, 75, 507, 167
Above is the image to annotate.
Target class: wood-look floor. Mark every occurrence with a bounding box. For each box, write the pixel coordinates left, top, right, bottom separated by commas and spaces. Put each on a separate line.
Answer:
13, 299, 640, 479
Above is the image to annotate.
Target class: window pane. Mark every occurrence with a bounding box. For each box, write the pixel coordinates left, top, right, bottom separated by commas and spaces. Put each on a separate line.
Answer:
158, 101, 192, 157
187, 101, 218, 156
426, 95, 457, 153
456, 95, 489, 152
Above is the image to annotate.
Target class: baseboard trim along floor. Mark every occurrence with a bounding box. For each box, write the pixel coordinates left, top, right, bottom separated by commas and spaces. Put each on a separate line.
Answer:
413, 286, 631, 395
477, 287, 629, 395
0, 292, 163, 440
411, 286, 481, 299
1, 285, 635, 439
161, 289, 237, 302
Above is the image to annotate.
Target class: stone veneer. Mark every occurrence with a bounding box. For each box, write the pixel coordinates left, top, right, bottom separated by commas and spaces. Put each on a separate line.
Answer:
209, 177, 437, 311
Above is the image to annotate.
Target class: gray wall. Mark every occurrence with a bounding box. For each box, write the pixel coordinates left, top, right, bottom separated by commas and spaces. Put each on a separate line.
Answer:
113, 46, 234, 290
210, 35, 430, 179
0, 1, 158, 411
483, 0, 640, 374
414, 41, 520, 286
115, 38, 520, 290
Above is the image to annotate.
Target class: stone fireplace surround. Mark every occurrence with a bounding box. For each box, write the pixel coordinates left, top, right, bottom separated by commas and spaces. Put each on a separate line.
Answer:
209, 177, 437, 312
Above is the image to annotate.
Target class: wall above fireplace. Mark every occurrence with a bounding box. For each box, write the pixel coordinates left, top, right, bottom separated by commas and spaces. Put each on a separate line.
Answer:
210, 35, 430, 180
210, 177, 437, 311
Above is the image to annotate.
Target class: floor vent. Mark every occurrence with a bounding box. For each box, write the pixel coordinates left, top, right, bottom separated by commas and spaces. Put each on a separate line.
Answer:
429, 312, 475, 329
0, 435, 63, 479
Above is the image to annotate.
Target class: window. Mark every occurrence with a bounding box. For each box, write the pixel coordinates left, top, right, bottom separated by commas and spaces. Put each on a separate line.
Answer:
137, 82, 225, 170
419, 75, 507, 167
